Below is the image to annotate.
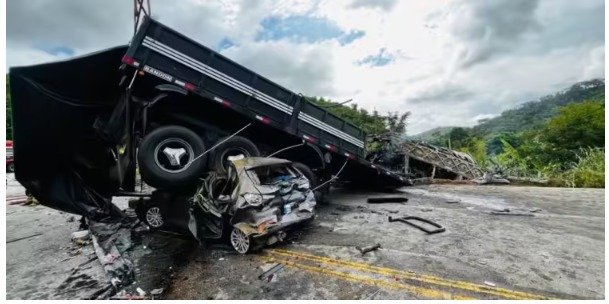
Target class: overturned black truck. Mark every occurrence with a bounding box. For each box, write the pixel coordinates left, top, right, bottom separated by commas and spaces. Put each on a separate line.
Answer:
9, 16, 409, 223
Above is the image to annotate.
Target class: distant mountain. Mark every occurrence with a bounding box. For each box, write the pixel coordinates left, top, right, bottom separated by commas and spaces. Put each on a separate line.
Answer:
414, 79, 604, 143
411, 126, 456, 142
472, 79, 604, 136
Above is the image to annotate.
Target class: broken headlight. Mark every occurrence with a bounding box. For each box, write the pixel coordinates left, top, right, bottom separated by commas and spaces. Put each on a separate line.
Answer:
243, 193, 274, 206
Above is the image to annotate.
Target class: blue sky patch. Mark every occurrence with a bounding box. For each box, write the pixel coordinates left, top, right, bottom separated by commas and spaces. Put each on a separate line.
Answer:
37, 45, 74, 56
217, 37, 236, 51
257, 15, 364, 45
338, 30, 365, 46
356, 48, 394, 66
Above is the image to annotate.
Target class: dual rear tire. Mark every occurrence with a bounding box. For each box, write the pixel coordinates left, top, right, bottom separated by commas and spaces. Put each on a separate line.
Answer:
137, 125, 259, 188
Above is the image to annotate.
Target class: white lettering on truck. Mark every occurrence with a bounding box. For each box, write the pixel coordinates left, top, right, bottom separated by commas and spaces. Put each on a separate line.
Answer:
143, 65, 173, 82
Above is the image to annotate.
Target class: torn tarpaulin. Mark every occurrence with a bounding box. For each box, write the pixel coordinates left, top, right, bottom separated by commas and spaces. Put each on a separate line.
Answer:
88, 218, 145, 291
9, 46, 134, 219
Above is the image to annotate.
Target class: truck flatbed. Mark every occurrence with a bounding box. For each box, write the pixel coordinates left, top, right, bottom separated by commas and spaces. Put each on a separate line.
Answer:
123, 16, 408, 186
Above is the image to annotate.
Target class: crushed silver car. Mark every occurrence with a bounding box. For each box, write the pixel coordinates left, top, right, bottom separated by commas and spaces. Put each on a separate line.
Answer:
138, 157, 317, 254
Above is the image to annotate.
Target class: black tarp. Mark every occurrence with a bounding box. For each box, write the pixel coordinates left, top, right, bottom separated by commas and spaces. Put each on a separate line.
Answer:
9, 46, 129, 219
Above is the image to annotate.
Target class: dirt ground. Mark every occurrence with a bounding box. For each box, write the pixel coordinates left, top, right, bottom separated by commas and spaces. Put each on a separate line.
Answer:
5, 175, 605, 300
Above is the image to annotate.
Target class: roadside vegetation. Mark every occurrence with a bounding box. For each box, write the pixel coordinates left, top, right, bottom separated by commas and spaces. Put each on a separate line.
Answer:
420, 79, 605, 188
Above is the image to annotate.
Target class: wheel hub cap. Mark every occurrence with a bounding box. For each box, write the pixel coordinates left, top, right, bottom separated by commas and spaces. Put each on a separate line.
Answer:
163, 147, 187, 166
230, 228, 250, 254
146, 207, 164, 228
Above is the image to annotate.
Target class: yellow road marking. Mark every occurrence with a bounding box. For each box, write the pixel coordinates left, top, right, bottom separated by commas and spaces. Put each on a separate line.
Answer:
259, 256, 474, 300
267, 248, 550, 300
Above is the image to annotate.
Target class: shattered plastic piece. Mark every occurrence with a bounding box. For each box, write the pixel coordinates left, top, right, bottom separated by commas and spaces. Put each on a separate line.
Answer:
136, 287, 146, 296
445, 200, 460, 204
150, 288, 164, 296
356, 243, 381, 255
110, 277, 122, 287
530, 208, 542, 213
484, 281, 496, 287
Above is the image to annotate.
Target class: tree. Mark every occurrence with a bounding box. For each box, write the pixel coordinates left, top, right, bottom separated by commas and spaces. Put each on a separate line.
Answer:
539, 101, 604, 165
385, 111, 411, 134
447, 127, 469, 148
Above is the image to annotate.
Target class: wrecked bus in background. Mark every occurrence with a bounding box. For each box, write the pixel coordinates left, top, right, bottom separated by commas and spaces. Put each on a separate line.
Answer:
9, 16, 409, 222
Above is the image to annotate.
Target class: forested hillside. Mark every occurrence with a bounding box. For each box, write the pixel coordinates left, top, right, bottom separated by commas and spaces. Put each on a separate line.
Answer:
416, 79, 605, 188
473, 79, 604, 135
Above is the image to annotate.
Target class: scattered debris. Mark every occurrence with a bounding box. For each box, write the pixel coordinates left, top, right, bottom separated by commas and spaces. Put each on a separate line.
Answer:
71, 230, 91, 245
367, 197, 408, 204
388, 216, 446, 234
67, 216, 76, 222
445, 200, 460, 204
150, 288, 164, 296
382, 209, 399, 214
258, 263, 285, 282
355, 243, 381, 255
333, 227, 348, 232
136, 287, 147, 296
530, 208, 543, 213
6, 232, 43, 244
473, 173, 511, 185
421, 208, 433, 212
490, 209, 534, 216
363, 288, 381, 300
6, 194, 28, 205
484, 281, 496, 287
23, 193, 40, 206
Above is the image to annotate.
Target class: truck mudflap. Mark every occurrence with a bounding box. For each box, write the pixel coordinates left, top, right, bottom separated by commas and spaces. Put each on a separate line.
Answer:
9, 46, 129, 219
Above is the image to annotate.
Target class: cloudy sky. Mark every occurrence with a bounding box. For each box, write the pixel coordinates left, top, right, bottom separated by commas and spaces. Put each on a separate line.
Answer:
7, 0, 605, 134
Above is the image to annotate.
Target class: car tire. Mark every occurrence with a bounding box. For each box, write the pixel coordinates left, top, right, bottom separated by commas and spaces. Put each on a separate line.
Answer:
138, 125, 206, 188
209, 136, 259, 175
230, 227, 252, 254
137, 203, 166, 230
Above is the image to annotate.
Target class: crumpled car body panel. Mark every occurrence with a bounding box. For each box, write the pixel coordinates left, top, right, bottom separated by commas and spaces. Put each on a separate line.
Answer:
190, 157, 316, 240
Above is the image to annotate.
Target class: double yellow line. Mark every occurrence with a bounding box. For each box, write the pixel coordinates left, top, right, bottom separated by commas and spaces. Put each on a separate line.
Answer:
263, 248, 550, 300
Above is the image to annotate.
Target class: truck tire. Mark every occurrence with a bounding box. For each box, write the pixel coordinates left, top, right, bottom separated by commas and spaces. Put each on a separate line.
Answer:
292, 162, 317, 187
209, 136, 260, 175
292, 162, 326, 203
138, 125, 206, 188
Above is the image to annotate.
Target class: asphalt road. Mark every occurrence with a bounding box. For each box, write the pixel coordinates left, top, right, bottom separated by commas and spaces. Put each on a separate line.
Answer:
165, 184, 605, 300
5, 174, 605, 299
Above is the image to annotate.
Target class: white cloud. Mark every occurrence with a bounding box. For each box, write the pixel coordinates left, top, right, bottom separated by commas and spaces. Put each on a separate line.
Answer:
6, 0, 604, 135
